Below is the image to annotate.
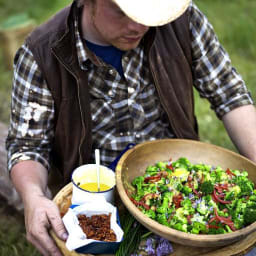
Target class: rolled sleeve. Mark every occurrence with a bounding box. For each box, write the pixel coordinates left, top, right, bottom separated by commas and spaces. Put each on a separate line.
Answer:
6, 44, 55, 172
189, 2, 254, 119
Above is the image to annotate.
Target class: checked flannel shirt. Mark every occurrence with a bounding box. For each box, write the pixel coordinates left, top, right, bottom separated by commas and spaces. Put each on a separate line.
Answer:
6, 2, 253, 172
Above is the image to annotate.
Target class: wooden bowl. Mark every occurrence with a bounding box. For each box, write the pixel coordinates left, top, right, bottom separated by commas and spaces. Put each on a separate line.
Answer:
50, 183, 114, 256
49, 183, 90, 256
115, 139, 256, 247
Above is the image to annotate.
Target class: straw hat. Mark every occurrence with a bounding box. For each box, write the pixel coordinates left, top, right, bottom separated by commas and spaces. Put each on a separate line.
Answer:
112, 0, 191, 26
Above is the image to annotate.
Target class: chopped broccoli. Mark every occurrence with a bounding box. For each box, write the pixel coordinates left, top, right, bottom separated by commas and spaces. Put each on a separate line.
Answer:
132, 176, 144, 190
181, 198, 192, 209
156, 192, 173, 214
182, 185, 192, 196
250, 195, 256, 201
231, 185, 241, 195
156, 213, 169, 226
173, 208, 188, 224
215, 168, 228, 182
192, 163, 211, 173
234, 216, 244, 229
203, 195, 212, 203
156, 161, 168, 171
143, 209, 156, 219
201, 181, 214, 195
191, 213, 205, 224
196, 199, 209, 215
225, 225, 233, 233
158, 184, 169, 193
173, 223, 188, 232
145, 165, 159, 175
241, 171, 249, 177
244, 208, 256, 225
130, 157, 256, 235
168, 179, 183, 192
143, 184, 158, 195
208, 227, 226, 234
247, 201, 256, 209
225, 191, 235, 201
172, 157, 191, 169
233, 176, 254, 195
191, 221, 207, 234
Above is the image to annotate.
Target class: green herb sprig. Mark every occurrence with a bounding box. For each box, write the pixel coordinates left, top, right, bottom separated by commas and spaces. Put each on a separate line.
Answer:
115, 210, 149, 256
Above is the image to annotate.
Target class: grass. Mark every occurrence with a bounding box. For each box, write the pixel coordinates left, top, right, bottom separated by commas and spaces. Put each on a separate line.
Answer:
0, 197, 40, 256
194, 0, 256, 152
0, 0, 255, 254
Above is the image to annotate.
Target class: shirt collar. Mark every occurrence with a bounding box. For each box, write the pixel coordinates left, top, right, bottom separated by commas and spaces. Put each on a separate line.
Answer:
74, 10, 103, 69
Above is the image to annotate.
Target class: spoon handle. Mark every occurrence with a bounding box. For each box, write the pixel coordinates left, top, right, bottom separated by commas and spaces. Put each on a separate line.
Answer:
95, 149, 101, 192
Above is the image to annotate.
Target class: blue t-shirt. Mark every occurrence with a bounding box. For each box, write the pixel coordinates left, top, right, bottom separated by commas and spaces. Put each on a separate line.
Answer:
85, 40, 124, 77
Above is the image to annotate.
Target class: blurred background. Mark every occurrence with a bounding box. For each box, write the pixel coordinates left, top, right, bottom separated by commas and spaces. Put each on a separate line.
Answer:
0, 0, 255, 255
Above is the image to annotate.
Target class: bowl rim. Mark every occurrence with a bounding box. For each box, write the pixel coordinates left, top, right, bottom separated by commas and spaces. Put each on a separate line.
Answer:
115, 138, 256, 244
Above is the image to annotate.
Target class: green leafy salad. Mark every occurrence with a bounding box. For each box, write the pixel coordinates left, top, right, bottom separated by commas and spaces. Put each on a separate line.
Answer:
130, 157, 256, 234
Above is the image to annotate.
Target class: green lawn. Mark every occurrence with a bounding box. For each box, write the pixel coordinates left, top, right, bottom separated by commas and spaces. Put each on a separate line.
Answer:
0, 0, 255, 254
194, 0, 256, 152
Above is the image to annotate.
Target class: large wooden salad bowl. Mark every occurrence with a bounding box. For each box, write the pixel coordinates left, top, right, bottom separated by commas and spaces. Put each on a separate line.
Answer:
115, 139, 256, 248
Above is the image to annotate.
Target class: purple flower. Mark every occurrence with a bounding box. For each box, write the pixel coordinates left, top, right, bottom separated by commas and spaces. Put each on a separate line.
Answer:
155, 237, 173, 256
145, 238, 155, 255
188, 193, 194, 200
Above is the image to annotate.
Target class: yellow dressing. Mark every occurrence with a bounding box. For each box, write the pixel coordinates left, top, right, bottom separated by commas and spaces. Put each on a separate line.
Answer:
79, 182, 111, 192
171, 168, 189, 181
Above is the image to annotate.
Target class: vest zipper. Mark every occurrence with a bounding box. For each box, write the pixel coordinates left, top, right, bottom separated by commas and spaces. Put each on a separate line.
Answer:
148, 56, 182, 138
51, 49, 85, 165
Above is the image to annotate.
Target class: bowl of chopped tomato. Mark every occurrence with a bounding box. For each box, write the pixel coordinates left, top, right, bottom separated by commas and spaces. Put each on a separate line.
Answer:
115, 139, 256, 247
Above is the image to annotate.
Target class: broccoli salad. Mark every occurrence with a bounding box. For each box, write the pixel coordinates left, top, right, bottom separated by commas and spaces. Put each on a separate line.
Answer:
130, 157, 256, 234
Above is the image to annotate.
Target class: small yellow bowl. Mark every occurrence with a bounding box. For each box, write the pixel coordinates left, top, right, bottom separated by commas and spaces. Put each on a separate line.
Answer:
71, 164, 116, 205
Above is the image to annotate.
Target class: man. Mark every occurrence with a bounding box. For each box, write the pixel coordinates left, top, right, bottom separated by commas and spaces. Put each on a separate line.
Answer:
6, 0, 256, 255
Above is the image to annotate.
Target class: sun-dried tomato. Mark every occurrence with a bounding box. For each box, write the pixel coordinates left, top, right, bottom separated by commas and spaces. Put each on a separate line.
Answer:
213, 189, 232, 204
144, 173, 162, 183
78, 213, 117, 242
173, 193, 183, 208
226, 168, 236, 177
129, 197, 150, 210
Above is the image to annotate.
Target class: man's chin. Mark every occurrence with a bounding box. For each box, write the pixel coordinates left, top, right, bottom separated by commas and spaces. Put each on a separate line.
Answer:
113, 39, 141, 51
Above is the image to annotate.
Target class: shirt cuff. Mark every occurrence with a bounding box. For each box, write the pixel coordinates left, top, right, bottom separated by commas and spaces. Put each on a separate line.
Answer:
215, 92, 254, 119
8, 151, 50, 173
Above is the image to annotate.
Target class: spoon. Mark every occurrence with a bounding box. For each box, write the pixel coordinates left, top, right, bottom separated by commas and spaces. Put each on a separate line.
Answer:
95, 149, 100, 192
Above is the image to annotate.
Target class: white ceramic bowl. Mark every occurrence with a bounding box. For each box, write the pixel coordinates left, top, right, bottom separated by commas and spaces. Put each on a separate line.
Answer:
71, 164, 115, 205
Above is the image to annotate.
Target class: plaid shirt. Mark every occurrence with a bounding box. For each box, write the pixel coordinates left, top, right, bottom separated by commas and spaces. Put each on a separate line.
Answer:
6, 2, 253, 172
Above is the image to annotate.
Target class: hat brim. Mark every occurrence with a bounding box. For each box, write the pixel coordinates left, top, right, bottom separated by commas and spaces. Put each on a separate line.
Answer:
112, 0, 191, 26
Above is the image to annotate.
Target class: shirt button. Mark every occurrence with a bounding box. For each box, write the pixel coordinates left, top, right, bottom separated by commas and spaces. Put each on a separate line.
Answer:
109, 69, 115, 75
124, 56, 129, 62
128, 87, 135, 94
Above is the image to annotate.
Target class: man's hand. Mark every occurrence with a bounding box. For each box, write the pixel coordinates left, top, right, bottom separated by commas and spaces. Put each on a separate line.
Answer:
24, 194, 68, 256
10, 160, 68, 256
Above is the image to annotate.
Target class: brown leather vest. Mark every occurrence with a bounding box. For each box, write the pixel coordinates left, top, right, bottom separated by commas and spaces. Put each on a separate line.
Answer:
26, 2, 199, 184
